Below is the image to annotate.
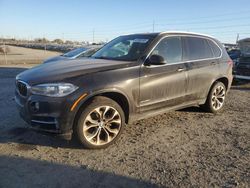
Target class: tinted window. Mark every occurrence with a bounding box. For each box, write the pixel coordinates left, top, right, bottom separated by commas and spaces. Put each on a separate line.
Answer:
207, 40, 221, 58
151, 37, 182, 63
184, 37, 214, 61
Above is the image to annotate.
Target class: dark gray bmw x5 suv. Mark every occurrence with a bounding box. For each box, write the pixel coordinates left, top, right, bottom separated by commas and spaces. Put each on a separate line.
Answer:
15, 32, 233, 149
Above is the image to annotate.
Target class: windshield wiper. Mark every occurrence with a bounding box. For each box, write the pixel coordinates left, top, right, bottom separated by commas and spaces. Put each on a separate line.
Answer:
94, 56, 110, 60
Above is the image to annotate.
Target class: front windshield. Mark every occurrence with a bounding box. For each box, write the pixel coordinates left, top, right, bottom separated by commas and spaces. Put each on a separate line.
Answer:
62, 47, 87, 58
92, 35, 156, 61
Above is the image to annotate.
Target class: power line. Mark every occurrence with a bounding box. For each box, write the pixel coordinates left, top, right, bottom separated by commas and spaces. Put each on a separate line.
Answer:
96, 9, 250, 31
154, 10, 250, 23
12, 11, 250, 40
187, 24, 250, 30
154, 24, 250, 32
155, 16, 250, 26
4, 9, 250, 43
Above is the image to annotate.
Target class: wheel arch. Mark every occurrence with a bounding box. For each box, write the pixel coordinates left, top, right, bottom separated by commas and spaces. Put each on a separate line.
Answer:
202, 76, 229, 105
73, 90, 131, 127
215, 77, 229, 91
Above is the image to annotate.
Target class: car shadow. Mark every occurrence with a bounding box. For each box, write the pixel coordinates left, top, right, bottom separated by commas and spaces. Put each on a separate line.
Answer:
178, 106, 208, 113
0, 155, 160, 188
1, 126, 83, 149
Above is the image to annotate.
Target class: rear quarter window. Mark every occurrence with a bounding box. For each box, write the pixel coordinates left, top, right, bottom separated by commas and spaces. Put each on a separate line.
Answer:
207, 40, 222, 58
183, 37, 214, 61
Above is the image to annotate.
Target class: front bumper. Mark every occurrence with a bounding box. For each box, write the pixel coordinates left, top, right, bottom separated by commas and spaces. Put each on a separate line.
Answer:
15, 90, 79, 140
234, 63, 250, 80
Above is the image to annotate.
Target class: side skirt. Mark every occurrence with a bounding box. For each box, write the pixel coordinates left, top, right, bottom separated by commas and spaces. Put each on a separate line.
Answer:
128, 99, 205, 123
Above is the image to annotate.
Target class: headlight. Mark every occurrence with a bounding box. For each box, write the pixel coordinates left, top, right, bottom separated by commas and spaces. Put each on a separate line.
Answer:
31, 83, 78, 97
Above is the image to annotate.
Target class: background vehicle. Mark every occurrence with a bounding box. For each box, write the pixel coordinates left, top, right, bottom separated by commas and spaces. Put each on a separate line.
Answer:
15, 32, 232, 149
227, 49, 241, 60
233, 38, 250, 80
234, 56, 250, 80
43, 47, 100, 63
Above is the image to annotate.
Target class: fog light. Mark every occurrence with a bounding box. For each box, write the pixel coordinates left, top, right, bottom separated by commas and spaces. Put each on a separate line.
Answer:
30, 101, 39, 112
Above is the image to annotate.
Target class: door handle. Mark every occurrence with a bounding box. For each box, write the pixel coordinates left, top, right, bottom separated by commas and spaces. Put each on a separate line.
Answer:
177, 68, 185, 72
211, 62, 216, 65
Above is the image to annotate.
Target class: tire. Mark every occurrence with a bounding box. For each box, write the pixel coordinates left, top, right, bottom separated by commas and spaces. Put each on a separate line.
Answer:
202, 81, 227, 113
75, 96, 125, 149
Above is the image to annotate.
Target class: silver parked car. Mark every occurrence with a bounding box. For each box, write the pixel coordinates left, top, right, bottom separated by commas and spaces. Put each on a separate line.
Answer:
43, 47, 100, 64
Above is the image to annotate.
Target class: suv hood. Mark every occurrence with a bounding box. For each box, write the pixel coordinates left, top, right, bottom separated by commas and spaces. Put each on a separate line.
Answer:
43, 55, 68, 64
17, 58, 134, 85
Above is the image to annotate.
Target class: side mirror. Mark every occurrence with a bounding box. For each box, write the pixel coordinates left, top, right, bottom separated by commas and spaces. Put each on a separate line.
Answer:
146, 55, 165, 65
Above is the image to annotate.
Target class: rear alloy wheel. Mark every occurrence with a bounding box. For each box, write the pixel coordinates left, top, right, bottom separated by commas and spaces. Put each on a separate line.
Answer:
211, 85, 225, 110
76, 96, 125, 149
202, 81, 226, 113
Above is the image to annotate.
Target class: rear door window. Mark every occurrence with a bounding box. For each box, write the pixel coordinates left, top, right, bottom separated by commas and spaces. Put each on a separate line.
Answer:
183, 37, 214, 61
151, 37, 182, 64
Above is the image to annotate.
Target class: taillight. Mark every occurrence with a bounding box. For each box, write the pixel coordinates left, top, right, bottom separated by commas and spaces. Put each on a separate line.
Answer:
227, 59, 233, 66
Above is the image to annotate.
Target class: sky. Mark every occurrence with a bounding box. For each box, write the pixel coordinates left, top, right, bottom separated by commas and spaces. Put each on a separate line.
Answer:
0, 0, 250, 43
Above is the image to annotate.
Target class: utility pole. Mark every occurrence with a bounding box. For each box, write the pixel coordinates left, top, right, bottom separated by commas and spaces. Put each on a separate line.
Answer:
153, 20, 155, 32
3, 42, 8, 65
43, 34, 46, 54
236, 33, 239, 44
92, 29, 95, 44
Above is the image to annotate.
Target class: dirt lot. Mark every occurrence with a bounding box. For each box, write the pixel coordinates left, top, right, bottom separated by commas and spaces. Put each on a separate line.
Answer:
0, 49, 249, 187
0, 45, 61, 65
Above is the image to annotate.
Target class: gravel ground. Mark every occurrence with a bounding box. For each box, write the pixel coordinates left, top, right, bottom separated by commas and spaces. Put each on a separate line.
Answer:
0, 65, 249, 188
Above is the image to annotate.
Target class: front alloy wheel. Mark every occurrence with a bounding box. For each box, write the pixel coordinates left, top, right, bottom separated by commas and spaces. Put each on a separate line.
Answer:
75, 96, 125, 149
83, 106, 122, 146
